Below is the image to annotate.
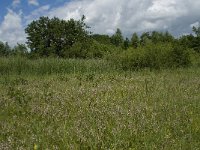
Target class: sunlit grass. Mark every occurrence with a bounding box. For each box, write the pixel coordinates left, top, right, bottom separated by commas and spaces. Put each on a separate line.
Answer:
0, 58, 200, 149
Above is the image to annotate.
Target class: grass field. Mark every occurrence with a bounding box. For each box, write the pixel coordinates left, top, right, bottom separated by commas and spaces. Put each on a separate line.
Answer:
0, 58, 200, 149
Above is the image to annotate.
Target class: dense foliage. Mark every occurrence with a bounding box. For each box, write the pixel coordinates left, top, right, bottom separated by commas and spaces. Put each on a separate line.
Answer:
0, 16, 200, 70
0, 42, 28, 57
110, 43, 191, 70
25, 16, 91, 58
0, 42, 11, 56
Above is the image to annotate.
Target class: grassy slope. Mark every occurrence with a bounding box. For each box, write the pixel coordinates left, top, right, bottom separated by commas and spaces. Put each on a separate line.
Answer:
0, 58, 200, 149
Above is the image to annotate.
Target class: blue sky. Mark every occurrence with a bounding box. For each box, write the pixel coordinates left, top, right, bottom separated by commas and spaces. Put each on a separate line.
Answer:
0, 0, 69, 21
0, 0, 200, 46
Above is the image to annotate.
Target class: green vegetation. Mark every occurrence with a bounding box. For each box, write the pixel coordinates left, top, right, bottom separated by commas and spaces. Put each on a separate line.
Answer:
0, 58, 200, 149
0, 16, 200, 149
1, 16, 200, 70
0, 57, 116, 76
25, 16, 90, 58
0, 57, 200, 149
110, 43, 191, 70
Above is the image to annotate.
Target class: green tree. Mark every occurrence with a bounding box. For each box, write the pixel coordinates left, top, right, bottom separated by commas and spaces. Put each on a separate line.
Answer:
140, 32, 151, 46
0, 41, 11, 57
192, 25, 200, 52
91, 34, 111, 45
131, 33, 139, 48
13, 43, 28, 56
151, 31, 161, 44
179, 34, 194, 48
123, 37, 130, 49
150, 31, 174, 44
111, 28, 124, 47
163, 31, 174, 43
193, 26, 200, 37
25, 16, 90, 58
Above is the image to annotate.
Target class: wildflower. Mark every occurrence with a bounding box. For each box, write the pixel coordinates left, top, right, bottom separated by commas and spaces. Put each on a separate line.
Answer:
34, 144, 38, 150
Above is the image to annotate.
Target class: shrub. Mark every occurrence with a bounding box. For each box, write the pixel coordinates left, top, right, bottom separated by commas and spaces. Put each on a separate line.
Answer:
87, 40, 115, 58
169, 44, 191, 68
63, 40, 117, 59
12, 44, 28, 57
109, 43, 191, 70
0, 41, 11, 57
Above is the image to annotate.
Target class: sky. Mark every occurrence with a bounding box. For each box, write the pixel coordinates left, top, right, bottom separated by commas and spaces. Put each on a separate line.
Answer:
0, 0, 200, 46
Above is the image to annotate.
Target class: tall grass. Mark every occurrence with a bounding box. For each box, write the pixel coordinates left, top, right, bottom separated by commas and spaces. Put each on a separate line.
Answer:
0, 68, 200, 149
0, 57, 118, 76
0, 56, 200, 149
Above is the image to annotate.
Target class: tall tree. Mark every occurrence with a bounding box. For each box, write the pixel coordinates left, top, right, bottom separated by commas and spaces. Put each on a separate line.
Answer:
140, 32, 151, 46
151, 31, 161, 44
131, 33, 139, 48
111, 28, 124, 47
123, 37, 130, 49
163, 31, 174, 43
0, 41, 11, 56
192, 25, 200, 52
13, 43, 28, 56
91, 34, 111, 45
25, 16, 90, 57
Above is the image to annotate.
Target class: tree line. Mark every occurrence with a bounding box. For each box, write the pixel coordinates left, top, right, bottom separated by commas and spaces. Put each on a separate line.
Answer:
0, 16, 200, 69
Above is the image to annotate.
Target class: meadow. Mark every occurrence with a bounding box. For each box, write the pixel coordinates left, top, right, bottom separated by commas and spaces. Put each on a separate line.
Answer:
0, 57, 200, 149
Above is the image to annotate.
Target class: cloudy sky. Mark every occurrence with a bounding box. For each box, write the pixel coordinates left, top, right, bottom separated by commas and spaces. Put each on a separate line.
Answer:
0, 0, 200, 46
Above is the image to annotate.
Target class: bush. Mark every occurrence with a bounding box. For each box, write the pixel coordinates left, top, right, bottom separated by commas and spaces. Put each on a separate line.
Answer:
63, 40, 117, 59
87, 40, 115, 58
12, 44, 28, 57
0, 41, 11, 57
169, 44, 191, 68
109, 43, 191, 70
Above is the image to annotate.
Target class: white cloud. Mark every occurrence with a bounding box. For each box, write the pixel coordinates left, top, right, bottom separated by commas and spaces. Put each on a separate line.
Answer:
25, 5, 50, 24
0, 9, 26, 47
1, 0, 200, 46
12, 0, 21, 7
47, 0, 125, 34
190, 22, 199, 28
44, 0, 200, 36
28, 0, 39, 6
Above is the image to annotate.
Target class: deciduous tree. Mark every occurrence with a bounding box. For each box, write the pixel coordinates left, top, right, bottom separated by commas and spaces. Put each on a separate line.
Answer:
25, 16, 90, 57
111, 28, 124, 47
131, 33, 139, 48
